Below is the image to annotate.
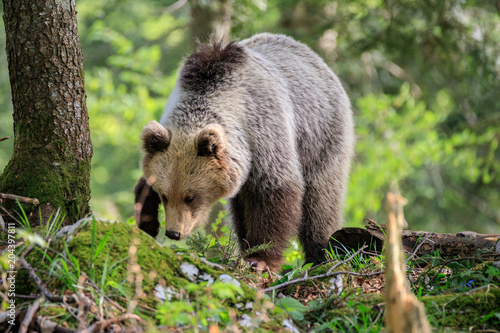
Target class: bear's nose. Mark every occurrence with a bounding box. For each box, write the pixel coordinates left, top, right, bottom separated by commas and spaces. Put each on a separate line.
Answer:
165, 230, 181, 240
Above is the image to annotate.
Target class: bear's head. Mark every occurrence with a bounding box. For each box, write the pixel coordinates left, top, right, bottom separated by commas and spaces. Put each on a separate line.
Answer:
140, 121, 234, 240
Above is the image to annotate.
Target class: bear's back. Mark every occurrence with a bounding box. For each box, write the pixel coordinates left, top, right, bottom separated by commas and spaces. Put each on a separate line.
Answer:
240, 33, 354, 169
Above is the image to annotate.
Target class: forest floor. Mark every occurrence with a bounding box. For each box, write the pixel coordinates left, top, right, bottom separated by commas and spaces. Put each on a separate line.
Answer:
0, 214, 499, 332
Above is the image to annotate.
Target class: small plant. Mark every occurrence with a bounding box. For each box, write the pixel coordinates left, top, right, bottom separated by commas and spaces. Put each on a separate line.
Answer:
305, 294, 384, 333
325, 240, 383, 274
90, 217, 116, 281
269, 262, 313, 288
155, 279, 245, 329
186, 203, 243, 266
40, 208, 65, 238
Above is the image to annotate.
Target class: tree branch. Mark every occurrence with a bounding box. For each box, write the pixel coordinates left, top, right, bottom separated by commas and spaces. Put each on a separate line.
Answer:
262, 245, 384, 293
19, 297, 43, 333
19, 256, 74, 303
0, 193, 40, 205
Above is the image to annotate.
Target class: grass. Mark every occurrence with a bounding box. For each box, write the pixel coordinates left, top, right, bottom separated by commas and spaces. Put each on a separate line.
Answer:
2, 203, 499, 332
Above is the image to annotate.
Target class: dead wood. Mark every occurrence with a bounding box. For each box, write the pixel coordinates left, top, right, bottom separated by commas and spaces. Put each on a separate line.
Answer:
19, 256, 74, 303
19, 297, 43, 333
384, 183, 431, 333
329, 220, 499, 259
0, 193, 40, 205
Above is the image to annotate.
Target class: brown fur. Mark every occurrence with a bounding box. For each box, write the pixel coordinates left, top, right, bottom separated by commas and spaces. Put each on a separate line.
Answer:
134, 176, 161, 237
181, 40, 246, 94
135, 33, 355, 271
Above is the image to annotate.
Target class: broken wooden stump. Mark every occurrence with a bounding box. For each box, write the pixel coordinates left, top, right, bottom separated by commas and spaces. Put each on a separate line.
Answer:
384, 184, 431, 333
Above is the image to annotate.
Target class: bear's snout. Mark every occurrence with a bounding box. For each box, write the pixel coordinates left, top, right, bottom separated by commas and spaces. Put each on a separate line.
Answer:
165, 230, 181, 240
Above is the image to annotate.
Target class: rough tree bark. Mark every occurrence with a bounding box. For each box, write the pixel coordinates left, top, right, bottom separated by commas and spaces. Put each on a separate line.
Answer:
0, 0, 92, 226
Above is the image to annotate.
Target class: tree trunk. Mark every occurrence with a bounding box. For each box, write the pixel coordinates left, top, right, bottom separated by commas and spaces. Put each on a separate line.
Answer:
189, 0, 232, 43
0, 0, 92, 226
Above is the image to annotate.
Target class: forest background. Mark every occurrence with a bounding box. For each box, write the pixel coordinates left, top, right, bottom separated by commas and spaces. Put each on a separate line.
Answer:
0, 0, 499, 234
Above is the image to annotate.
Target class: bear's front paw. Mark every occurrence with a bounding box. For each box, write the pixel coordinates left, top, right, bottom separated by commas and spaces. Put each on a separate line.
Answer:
245, 257, 281, 273
246, 258, 268, 273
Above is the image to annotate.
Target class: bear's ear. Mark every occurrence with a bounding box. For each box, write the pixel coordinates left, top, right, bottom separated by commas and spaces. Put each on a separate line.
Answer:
142, 121, 171, 154
196, 125, 225, 158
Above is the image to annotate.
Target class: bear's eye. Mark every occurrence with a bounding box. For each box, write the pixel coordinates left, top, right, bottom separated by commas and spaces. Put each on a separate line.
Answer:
161, 195, 168, 204
184, 195, 195, 204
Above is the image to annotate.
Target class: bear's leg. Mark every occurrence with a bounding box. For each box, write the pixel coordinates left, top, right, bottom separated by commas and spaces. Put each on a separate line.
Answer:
299, 167, 348, 265
134, 177, 161, 238
229, 181, 303, 272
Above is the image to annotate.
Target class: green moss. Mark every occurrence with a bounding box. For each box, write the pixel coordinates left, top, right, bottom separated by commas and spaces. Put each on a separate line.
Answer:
38, 304, 68, 317
15, 220, 297, 330
422, 288, 500, 329
38, 304, 79, 329
65, 219, 180, 296
60, 220, 256, 305
305, 288, 500, 330
0, 142, 91, 225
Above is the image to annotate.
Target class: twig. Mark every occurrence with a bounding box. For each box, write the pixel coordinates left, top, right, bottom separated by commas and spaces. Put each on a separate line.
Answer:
19, 256, 74, 302
327, 246, 368, 274
371, 303, 384, 325
19, 297, 43, 333
10, 294, 41, 299
200, 257, 225, 270
0, 205, 20, 224
308, 245, 371, 273
83, 314, 144, 333
37, 317, 76, 333
0, 193, 39, 205
83, 274, 126, 313
0, 136, 11, 142
0, 211, 5, 229
405, 237, 434, 264
263, 246, 384, 293
384, 183, 430, 332
62, 298, 81, 322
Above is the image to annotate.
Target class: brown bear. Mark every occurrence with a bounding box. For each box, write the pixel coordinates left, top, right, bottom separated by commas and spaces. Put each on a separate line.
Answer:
134, 33, 355, 271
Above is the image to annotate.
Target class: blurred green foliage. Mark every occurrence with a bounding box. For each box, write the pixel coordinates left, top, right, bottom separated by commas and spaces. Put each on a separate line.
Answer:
0, 0, 498, 232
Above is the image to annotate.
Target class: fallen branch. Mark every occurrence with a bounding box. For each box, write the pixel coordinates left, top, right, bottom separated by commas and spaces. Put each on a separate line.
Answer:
405, 237, 434, 264
0, 206, 20, 225
36, 316, 76, 333
19, 256, 74, 303
83, 314, 144, 333
19, 297, 43, 333
83, 276, 126, 313
263, 245, 384, 293
0, 310, 19, 331
0, 193, 40, 205
329, 223, 499, 259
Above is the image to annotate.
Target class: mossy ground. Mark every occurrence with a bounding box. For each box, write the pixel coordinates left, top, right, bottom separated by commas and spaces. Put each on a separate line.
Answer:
6, 219, 291, 331
4, 219, 499, 332
63, 220, 256, 303
301, 287, 500, 331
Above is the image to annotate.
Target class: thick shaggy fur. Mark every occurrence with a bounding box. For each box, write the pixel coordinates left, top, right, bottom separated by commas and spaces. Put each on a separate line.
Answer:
135, 33, 355, 271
